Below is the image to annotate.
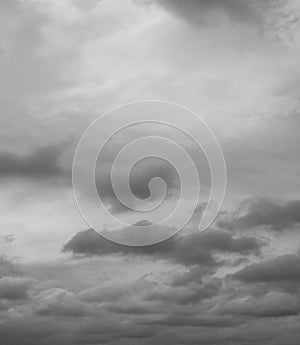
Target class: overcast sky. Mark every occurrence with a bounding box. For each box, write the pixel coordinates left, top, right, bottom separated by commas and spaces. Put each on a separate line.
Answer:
1, 0, 300, 344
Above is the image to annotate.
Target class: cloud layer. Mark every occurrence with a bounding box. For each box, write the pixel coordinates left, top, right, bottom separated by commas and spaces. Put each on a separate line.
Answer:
1, 0, 300, 344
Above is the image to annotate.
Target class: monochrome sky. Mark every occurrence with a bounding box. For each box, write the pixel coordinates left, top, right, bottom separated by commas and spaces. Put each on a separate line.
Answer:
1, 0, 300, 344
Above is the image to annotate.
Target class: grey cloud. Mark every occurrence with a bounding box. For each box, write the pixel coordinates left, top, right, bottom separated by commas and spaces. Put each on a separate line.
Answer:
78, 278, 162, 315
74, 153, 181, 215
78, 284, 130, 303
101, 220, 179, 246
0, 256, 20, 277
3, 234, 15, 244
0, 276, 34, 300
169, 265, 213, 287
1, 256, 300, 345
219, 112, 300, 201
1, 0, 300, 343
128, 158, 179, 200
140, 265, 221, 308
104, 297, 160, 316
96, 157, 180, 214
72, 0, 102, 12
34, 288, 88, 318
0, 299, 10, 311
0, 320, 60, 345
77, 316, 158, 343
220, 292, 300, 318
150, 0, 269, 25
79, 266, 220, 315
230, 199, 300, 231
145, 276, 221, 305
0, 142, 179, 212
0, 0, 82, 104
232, 254, 300, 283
0, 145, 69, 182
63, 227, 262, 266
147, 314, 242, 328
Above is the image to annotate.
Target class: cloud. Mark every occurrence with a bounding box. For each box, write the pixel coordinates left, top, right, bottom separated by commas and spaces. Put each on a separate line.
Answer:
79, 320, 157, 342
72, 0, 102, 12
0, 276, 34, 300
230, 199, 300, 231
94, 153, 180, 214
1, 254, 300, 345
105, 302, 158, 316
78, 284, 131, 303
169, 265, 213, 287
0, 256, 20, 277
220, 292, 300, 318
150, 0, 270, 25
1, 0, 300, 344
146, 314, 242, 328
0, 0, 92, 107
63, 227, 262, 266
232, 254, 300, 283
0, 145, 69, 182
0, 319, 62, 345
34, 288, 88, 317
145, 276, 221, 305
3, 234, 15, 244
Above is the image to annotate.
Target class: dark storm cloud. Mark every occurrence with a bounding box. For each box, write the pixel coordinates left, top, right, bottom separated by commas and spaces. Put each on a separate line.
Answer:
63, 228, 262, 266
0, 276, 34, 300
232, 255, 300, 283
0, 145, 69, 181
151, 0, 269, 25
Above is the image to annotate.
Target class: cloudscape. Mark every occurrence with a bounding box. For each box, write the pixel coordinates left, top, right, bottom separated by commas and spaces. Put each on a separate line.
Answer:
1, 0, 300, 344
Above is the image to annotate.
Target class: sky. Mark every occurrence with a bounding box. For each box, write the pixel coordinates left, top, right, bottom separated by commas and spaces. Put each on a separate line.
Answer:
0, 0, 300, 344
